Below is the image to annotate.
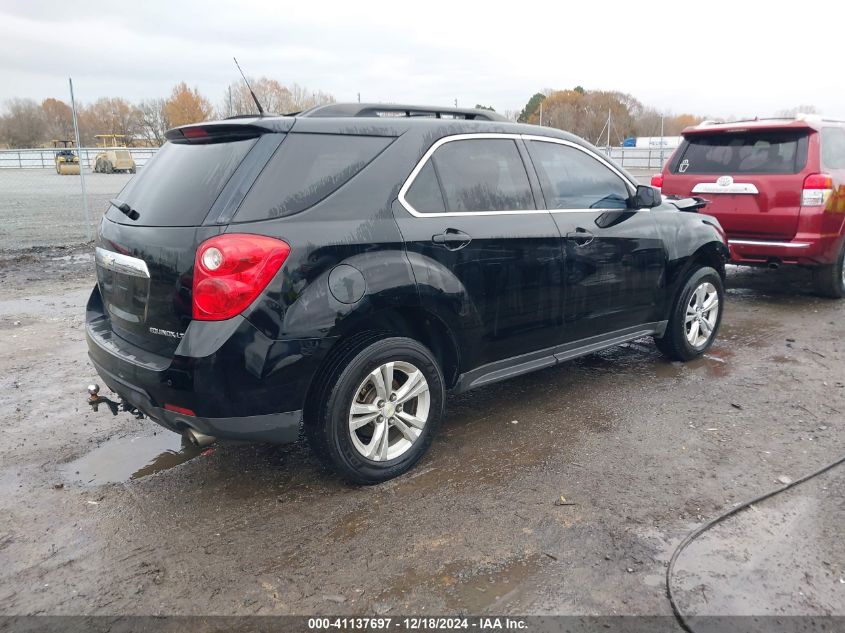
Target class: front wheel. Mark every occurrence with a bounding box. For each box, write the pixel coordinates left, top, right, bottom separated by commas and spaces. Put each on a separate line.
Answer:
306, 336, 445, 484
655, 266, 724, 361
812, 240, 845, 299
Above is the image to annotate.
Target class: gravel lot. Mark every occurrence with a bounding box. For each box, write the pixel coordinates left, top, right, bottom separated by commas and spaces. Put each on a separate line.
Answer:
0, 169, 131, 250
0, 243, 843, 622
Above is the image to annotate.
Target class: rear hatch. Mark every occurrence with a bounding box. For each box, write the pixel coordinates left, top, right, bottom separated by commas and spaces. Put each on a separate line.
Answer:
95, 123, 284, 355
663, 126, 811, 240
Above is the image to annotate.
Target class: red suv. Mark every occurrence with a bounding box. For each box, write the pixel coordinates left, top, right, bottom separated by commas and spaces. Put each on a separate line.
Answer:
653, 117, 845, 297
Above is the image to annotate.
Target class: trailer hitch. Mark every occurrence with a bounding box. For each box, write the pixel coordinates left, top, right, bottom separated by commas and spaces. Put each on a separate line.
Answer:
87, 384, 145, 419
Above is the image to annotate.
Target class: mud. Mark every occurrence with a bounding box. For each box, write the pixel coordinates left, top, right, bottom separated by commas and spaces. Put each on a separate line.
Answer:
0, 249, 843, 618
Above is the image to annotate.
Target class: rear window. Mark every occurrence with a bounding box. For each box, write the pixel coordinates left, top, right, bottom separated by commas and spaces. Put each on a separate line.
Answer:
233, 133, 393, 222
110, 139, 257, 226
672, 130, 809, 175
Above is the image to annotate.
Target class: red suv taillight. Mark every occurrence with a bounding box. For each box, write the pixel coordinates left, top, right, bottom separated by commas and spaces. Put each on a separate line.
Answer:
802, 173, 833, 207
651, 173, 664, 189
192, 234, 290, 321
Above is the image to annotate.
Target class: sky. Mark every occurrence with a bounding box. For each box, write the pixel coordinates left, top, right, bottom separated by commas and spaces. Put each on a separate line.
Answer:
0, 0, 843, 120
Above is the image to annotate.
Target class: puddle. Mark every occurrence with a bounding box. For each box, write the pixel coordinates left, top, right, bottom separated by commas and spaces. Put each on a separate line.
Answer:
61, 431, 202, 485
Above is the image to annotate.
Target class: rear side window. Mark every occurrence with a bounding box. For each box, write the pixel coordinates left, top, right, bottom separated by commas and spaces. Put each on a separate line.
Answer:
405, 138, 534, 213
527, 141, 630, 210
233, 133, 392, 221
672, 130, 808, 174
111, 139, 257, 226
821, 128, 845, 169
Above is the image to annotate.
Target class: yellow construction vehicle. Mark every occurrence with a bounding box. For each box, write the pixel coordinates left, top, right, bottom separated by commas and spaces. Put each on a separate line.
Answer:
53, 140, 80, 175
92, 134, 136, 174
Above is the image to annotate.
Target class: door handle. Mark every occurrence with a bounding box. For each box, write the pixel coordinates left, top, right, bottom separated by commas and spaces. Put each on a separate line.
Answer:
432, 229, 472, 250
566, 229, 595, 247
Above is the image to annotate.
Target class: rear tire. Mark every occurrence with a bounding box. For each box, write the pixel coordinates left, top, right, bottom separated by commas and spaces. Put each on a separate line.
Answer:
306, 335, 445, 484
654, 266, 724, 361
104, 160, 114, 174
812, 240, 845, 299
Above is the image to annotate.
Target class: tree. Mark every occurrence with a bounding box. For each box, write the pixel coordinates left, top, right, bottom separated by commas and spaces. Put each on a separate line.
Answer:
78, 97, 142, 145
776, 105, 818, 117
474, 104, 496, 111
41, 98, 74, 141
164, 82, 213, 128
137, 98, 170, 146
518, 92, 546, 123
0, 98, 46, 148
220, 77, 335, 117
666, 113, 702, 135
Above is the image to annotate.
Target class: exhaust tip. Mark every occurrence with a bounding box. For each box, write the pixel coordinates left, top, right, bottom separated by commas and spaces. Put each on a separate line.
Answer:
184, 428, 216, 447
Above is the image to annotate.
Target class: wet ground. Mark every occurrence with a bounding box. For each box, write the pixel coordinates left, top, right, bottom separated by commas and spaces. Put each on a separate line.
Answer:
0, 246, 843, 621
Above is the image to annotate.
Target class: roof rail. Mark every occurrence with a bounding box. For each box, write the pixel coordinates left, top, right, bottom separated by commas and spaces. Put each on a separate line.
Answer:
297, 102, 508, 122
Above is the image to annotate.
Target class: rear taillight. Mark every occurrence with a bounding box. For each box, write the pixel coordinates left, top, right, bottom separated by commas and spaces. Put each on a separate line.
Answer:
192, 234, 290, 321
651, 173, 664, 189
802, 173, 833, 207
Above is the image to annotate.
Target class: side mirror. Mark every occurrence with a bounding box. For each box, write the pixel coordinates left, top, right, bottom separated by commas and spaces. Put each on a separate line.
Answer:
630, 184, 662, 209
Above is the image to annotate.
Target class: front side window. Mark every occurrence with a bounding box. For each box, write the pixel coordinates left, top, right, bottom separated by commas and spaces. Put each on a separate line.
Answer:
527, 141, 630, 210
405, 138, 535, 213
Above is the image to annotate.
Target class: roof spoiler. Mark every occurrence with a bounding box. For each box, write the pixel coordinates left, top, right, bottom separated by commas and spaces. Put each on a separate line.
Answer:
164, 123, 269, 144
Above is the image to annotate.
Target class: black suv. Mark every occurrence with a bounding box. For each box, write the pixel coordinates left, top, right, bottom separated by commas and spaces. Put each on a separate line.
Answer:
86, 103, 729, 483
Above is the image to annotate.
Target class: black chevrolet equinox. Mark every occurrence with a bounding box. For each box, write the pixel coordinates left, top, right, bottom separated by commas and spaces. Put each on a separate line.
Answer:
86, 103, 729, 483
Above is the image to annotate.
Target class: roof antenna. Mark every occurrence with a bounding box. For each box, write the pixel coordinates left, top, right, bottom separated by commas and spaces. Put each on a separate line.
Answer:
233, 57, 265, 116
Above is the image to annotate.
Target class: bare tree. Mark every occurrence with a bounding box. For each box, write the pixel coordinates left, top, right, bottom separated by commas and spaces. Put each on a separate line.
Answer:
79, 97, 143, 145
137, 98, 170, 146
41, 98, 74, 141
0, 98, 46, 148
221, 77, 335, 117
776, 105, 819, 117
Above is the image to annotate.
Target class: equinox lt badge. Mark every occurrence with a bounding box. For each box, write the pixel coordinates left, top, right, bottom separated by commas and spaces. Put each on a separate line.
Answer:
149, 327, 184, 339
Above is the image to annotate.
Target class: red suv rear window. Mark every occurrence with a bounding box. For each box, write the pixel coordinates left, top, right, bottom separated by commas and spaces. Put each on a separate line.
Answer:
671, 130, 809, 175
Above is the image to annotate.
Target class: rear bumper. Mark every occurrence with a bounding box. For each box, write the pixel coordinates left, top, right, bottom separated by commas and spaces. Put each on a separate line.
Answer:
88, 352, 302, 443
85, 286, 329, 444
728, 234, 843, 266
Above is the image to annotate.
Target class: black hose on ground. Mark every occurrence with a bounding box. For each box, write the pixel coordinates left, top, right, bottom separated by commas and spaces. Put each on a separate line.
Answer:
666, 452, 845, 632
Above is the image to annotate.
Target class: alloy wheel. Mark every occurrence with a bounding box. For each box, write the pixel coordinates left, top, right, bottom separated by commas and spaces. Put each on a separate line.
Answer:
348, 361, 430, 462
685, 282, 719, 348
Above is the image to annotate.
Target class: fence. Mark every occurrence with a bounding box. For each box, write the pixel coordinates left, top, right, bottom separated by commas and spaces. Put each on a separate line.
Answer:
0, 147, 158, 170
596, 146, 674, 172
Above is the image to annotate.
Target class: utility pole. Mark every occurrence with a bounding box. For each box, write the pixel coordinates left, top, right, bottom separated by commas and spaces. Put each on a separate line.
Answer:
454, 98, 458, 108
539, 101, 543, 126
659, 113, 665, 168
69, 77, 92, 242
606, 111, 612, 156
228, 86, 233, 116
357, 92, 361, 103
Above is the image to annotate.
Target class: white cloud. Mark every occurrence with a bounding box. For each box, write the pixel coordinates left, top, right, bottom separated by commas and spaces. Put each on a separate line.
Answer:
0, 0, 842, 118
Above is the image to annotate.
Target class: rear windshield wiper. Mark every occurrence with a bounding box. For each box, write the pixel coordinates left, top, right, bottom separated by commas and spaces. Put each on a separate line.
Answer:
110, 198, 140, 221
